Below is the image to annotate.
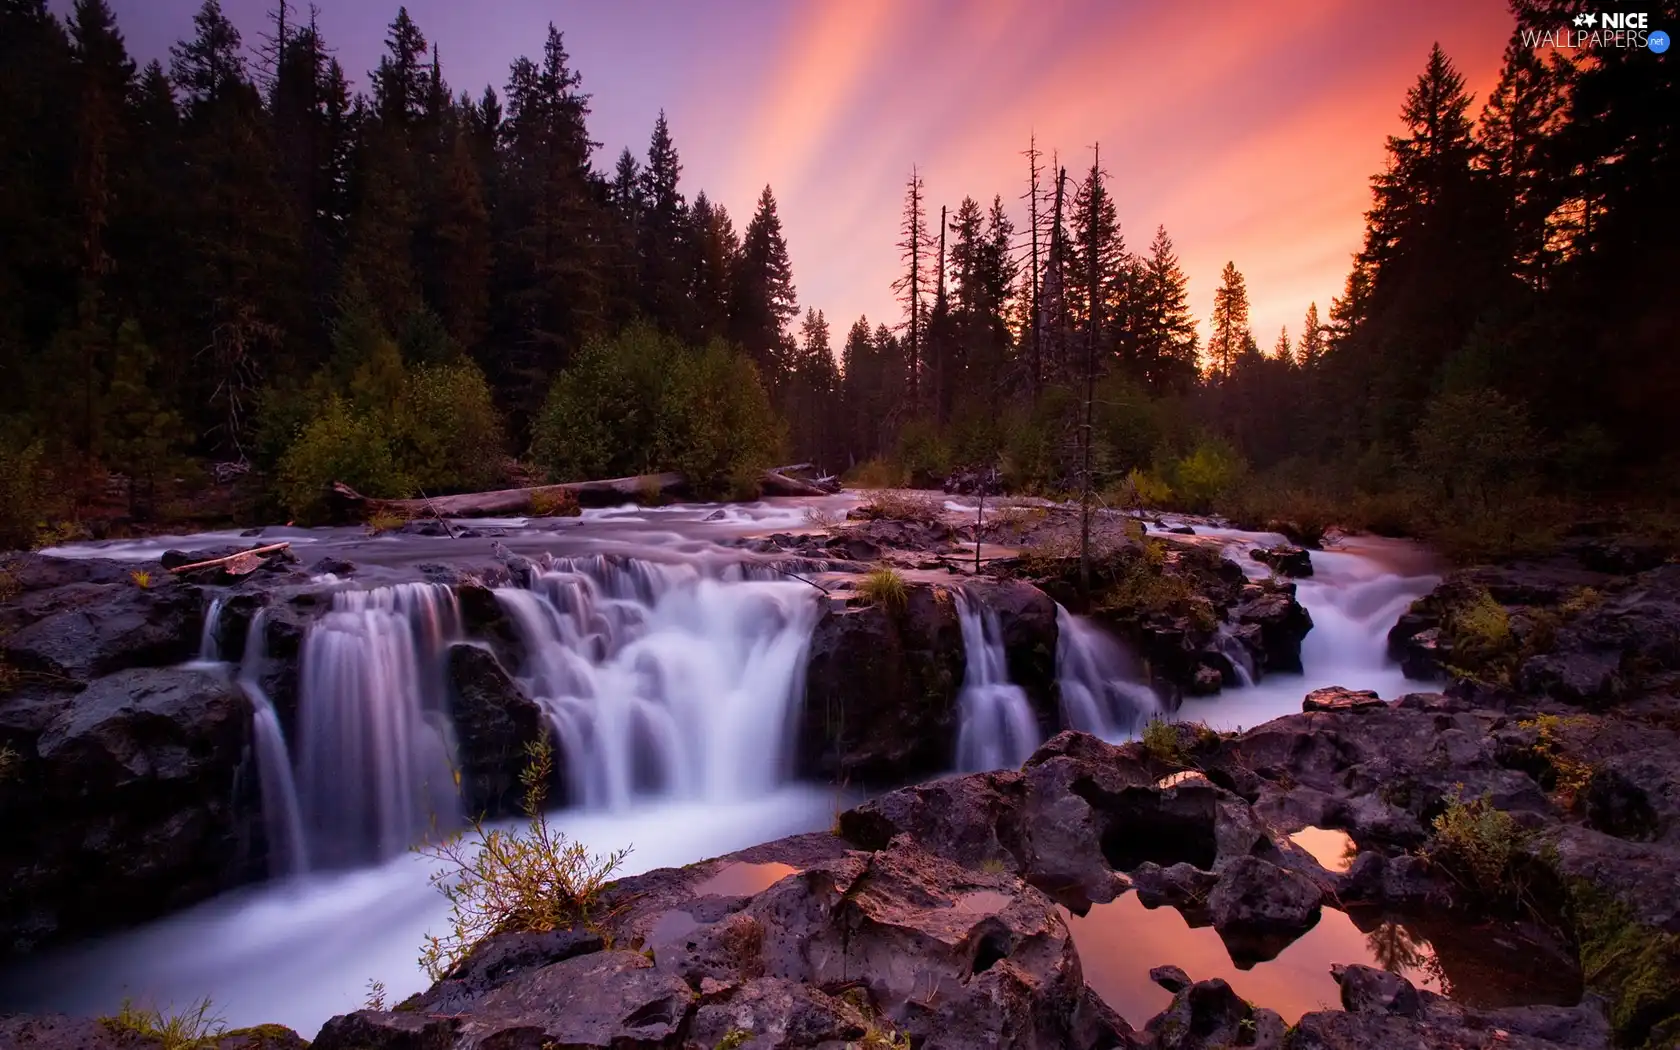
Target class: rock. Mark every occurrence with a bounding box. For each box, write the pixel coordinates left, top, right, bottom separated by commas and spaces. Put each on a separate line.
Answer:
1149, 964, 1192, 992
1519, 651, 1623, 706
1168, 525, 1196, 535
1229, 590, 1313, 674
798, 583, 965, 784
942, 466, 1001, 496
1252, 544, 1314, 578
445, 644, 548, 816
1145, 978, 1284, 1050
0, 569, 203, 681
1130, 862, 1219, 910
1, 668, 259, 953
1189, 665, 1223, 695
307, 556, 355, 577
687, 976, 879, 1049
838, 770, 1027, 874
1582, 766, 1660, 841
0, 1016, 128, 1050
1302, 686, 1385, 713
1205, 855, 1323, 964
217, 1026, 312, 1050
963, 578, 1060, 720
1332, 962, 1421, 1016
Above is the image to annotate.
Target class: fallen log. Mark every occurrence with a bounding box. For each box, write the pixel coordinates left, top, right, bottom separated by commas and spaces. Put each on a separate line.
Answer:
326, 472, 690, 522
166, 542, 291, 575
760, 463, 842, 497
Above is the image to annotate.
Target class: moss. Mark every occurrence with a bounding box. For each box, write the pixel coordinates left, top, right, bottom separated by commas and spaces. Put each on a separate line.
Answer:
220, 1023, 302, 1048
716, 1029, 752, 1050
1569, 881, 1680, 1049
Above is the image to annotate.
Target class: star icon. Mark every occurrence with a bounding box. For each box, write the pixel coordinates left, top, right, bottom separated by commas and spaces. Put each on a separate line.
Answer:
1574, 12, 1587, 25
1584, 12, 1598, 26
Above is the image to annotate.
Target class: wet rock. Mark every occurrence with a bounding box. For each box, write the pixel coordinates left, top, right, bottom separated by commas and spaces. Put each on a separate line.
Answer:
1519, 650, 1623, 706
1205, 855, 1323, 963
1168, 525, 1196, 535
1333, 961, 1421, 1016
837, 770, 1028, 874
1, 668, 258, 953
1302, 686, 1385, 713
798, 583, 965, 784
307, 556, 355, 577
687, 976, 877, 1049
1149, 964, 1192, 992
1189, 665, 1223, 695
0, 568, 202, 681
1229, 590, 1313, 674
445, 644, 547, 816
1252, 543, 1314, 578
1144, 977, 1285, 1050
1130, 862, 1219, 910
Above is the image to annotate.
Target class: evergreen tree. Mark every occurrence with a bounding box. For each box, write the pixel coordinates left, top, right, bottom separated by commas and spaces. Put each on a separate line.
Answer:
169, 0, 244, 109
730, 185, 798, 385
891, 167, 929, 409
372, 6, 429, 130
1207, 261, 1251, 382
1273, 326, 1293, 365
1297, 302, 1325, 365
686, 191, 736, 342
1069, 151, 1128, 372
1132, 225, 1198, 394
637, 110, 690, 334
1477, 28, 1567, 289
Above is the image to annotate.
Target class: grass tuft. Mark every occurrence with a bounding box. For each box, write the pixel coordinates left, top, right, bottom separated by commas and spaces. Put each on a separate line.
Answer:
129, 568, 152, 589
529, 488, 581, 518
1142, 716, 1183, 764
856, 566, 909, 613
416, 738, 631, 981
100, 997, 226, 1050
856, 491, 942, 524
365, 510, 411, 536
1427, 788, 1527, 899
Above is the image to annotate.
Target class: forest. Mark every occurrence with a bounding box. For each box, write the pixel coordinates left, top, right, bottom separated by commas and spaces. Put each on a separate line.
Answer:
0, 0, 1675, 559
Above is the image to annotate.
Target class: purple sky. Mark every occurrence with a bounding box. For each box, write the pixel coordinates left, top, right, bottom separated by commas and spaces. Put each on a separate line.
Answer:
75, 0, 1519, 350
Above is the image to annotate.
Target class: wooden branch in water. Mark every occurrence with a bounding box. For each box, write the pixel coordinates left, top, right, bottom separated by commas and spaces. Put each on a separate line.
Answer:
166, 542, 291, 575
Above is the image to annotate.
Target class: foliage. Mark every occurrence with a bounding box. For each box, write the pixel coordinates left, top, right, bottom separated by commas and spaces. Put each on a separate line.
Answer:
1413, 388, 1540, 513
1516, 714, 1594, 808
1167, 439, 1244, 513
277, 397, 410, 521
845, 458, 908, 489
1567, 881, 1680, 1050
394, 361, 508, 494
529, 489, 581, 518
0, 440, 52, 552
1427, 789, 1526, 899
100, 997, 226, 1050
659, 341, 784, 497
364, 979, 387, 1012
129, 569, 152, 589
417, 739, 631, 981
1439, 586, 1515, 683
716, 1029, 752, 1050
856, 491, 941, 525
893, 417, 952, 485
857, 567, 909, 614
1123, 468, 1174, 510
366, 511, 412, 536
1141, 717, 1182, 764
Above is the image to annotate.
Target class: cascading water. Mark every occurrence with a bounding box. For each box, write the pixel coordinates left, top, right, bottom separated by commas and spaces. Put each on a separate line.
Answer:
197, 596, 226, 663
493, 555, 821, 810
295, 583, 462, 868
1055, 606, 1160, 739
954, 590, 1041, 772
1213, 622, 1258, 688
238, 610, 309, 876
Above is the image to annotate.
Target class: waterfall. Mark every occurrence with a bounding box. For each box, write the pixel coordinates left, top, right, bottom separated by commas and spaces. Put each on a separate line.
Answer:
236, 610, 309, 876
493, 555, 821, 810
1055, 606, 1160, 739
1214, 623, 1258, 687
953, 591, 1041, 772
197, 597, 226, 663
295, 583, 462, 868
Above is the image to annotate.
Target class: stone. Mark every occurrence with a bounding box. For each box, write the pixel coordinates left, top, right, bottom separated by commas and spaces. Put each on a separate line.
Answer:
1149, 964, 1192, 992
1252, 544, 1314, 578
1205, 856, 1323, 964
1229, 591, 1314, 674
445, 643, 547, 816
1302, 686, 1385, 713
1190, 664, 1223, 695
1332, 962, 1421, 1016
1, 570, 202, 681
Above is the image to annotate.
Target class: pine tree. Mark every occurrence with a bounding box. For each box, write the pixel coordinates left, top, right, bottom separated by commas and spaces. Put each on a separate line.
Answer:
102, 319, 186, 517
1069, 150, 1126, 372
1132, 225, 1198, 394
169, 0, 245, 110
1208, 261, 1251, 382
1297, 302, 1325, 365
730, 185, 798, 386
372, 6, 429, 130
891, 167, 929, 410
428, 128, 491, 349
1477, 28, 1567, 287
687, 191, 736, 342
637, 110, 690, 335
1273, 326, 1293, 365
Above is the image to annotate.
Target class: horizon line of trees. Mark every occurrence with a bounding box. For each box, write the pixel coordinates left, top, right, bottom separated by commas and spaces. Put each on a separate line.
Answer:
2, 0, 1675, 541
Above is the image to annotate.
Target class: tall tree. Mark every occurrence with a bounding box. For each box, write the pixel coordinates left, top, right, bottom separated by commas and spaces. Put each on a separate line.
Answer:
637, 110, 690, 335
891, 167, 929, 410
1476, 28, 1567, 288
686, 191, 736, 343
1069, 149, 1127, 376
1132, 225, 1198, 393
730, 185, 798, 385
1020, 134, 1045, 400
1208, 261, 1251, 382
1297, 302, 1325, 366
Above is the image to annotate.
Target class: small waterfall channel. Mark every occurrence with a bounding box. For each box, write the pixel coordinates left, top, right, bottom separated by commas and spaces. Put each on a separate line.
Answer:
1055, 606, 1160, 739
953, 591, 1041, 771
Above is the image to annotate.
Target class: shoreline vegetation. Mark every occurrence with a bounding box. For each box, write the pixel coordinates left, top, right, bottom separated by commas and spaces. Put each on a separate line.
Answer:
2, 3, 1674, 572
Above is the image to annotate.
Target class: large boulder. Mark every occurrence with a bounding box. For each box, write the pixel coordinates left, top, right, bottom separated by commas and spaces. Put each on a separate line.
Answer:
0, 562, 203, 682
1251, 543, 1314, 578
1228, 588, 1314, 674
0, 668, 259, 953
446, 643, 547, 817
798, 583, 965, 784
1204, 855, 1324, 964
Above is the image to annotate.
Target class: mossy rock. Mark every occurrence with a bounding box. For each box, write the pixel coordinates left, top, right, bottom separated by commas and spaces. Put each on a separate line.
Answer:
1570, 881, 1680, 1049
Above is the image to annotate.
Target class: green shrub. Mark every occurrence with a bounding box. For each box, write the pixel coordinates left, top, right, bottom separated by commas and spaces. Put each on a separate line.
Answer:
659, 342, 784, 498
394, 360, 507, 494
845, 458, 908, 489
1168, 439, 1245, 513
1413, 388, 1540, 512
1427, 789, 1526, 898
857, 567, 909, 613
1142, 717, 1182, 763
1124, 467, 1174, 510
1440, 586, 1516, 682
417, 740, 630, 981
893, 417, 952, 486
529, 489, 581, 518
0, 439, 50, 551
277, 397, 410, 521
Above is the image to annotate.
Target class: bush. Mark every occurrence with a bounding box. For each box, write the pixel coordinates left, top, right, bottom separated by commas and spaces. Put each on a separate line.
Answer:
845, 458, 908, 489
1168, 439, 1245, 513
659, 341, 784, 498
893, 417, 952, 487
1142, 717, 1182, 763
1124, 467, 1174, 510
277, 397, 410, 521
418, 740, 630, 981
856, 567, 908, 613
1428, 789, 1526, 899
857, 491, 941, 524
1413, 388, 1540, 512
1440, 586, 1515, 682
529, 489, 581, 518
394, 360, 507, 494
0, 439, 50, 551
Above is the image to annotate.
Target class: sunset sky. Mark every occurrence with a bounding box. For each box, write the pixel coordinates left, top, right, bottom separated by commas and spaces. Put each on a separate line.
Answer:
94, 0, 1519, 353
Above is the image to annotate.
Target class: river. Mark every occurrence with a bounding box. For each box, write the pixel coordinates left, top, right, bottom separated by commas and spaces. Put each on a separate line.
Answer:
2, 498, 1440, 1034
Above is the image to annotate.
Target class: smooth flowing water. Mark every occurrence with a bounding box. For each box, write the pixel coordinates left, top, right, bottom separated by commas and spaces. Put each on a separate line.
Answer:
1056, 605, 1161, 738
240, 610, 310, 877
954, 590, 1042, 771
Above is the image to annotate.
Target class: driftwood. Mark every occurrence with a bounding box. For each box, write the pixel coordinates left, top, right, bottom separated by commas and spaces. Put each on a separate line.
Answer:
166, 542, 291, 575
328, 464, 843, 523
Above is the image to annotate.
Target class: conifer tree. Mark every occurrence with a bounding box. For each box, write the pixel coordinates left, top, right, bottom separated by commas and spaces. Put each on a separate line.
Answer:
1208, 261, 1251, 382
1297, 303, 1325, 366
730, 185, 798, 386
1132, 225, 1198, 393
891, 167, 929, 410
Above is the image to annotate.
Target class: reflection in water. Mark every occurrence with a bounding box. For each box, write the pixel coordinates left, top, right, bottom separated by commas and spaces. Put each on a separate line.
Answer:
1063, 892, 1578, 1027
692, 861, 800, 898
1288, 826, 1358, 873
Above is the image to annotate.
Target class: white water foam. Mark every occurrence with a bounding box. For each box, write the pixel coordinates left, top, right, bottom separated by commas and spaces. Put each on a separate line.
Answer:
1055, 606, 1160, 739
954, 590, 1041, 771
